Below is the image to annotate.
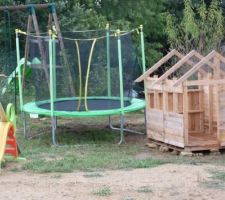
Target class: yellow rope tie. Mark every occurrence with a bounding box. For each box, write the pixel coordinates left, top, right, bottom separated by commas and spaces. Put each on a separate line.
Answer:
15, 29, 27, 35
75, 40, 82, 111
84, 38, 97, 111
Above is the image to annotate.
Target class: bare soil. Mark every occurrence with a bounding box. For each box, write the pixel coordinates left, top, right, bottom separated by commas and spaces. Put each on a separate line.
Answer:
1, 164, 225, 200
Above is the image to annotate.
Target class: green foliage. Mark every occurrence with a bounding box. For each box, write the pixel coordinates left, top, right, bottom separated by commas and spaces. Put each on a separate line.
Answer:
58, 3, 107, 31
93, 186, 111, 196
166, 0, 224, 54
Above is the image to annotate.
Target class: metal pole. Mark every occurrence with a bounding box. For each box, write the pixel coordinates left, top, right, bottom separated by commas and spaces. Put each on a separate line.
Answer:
49, 30, 57, 145
16, 29, 27, 137
15, 30, 23, 111
140, 25, 147, 134
106, 24, 111, 97
140, 25, 146, 90
117, 29, 125, 144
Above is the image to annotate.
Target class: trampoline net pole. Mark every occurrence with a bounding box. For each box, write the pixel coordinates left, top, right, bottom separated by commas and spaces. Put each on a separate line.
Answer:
106, 24, 111, 97
49, 31, 57, 144
117, 29, 125, 114
140, 25, 147, 97
15, 30, 24, 111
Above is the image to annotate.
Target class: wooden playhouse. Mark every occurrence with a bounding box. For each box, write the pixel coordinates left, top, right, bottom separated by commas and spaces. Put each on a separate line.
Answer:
136, 49, 225, 152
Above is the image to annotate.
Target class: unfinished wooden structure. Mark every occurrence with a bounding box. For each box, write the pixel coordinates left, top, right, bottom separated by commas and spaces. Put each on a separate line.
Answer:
136, 49, 225, 152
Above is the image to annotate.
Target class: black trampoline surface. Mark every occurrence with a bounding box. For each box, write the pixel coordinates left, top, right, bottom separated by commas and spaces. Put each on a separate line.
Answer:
38, 99, 131, 111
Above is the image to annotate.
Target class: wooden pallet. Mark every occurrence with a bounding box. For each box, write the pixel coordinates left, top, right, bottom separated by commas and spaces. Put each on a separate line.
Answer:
147, 138, 224, 155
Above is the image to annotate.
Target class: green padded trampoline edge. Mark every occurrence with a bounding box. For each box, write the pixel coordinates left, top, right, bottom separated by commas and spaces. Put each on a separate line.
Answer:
22, 97, 146, 118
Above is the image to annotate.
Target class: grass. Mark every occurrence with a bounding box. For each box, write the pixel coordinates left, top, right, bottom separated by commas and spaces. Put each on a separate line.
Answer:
15, 113, 168, 173
14, 113, 225, 173
83, 172, 104, 178
137, 186, 153, 193
93, 186, 111, 196
201, 170, 225, 190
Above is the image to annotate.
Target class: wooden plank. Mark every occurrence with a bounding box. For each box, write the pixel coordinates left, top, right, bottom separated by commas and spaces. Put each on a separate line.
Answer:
164, 121, 183, 131
164, 139, 184, 148
0, 4, 49, 11
52, 12, 75, 95
164, 133, 184, 142
184, 79, 225, 86
174, 51, 207, 76
214, 56, 221, 141
135, 49, 178, 82
148, 112, 163, 121
147, 83, 183, 93
154, 50, 196, 84
153, 90, 158, 109
183, 84, 189, 146
147, 130, 164, 142
164, 112, 184, 124
31, 12, 49, 85
148, 123, 164, 133
164, 127, 184, 137
168, 93, 173, 111
173, 51, 216, 87
173, 92, 179, 112
208, 74, 213, 134
163, 91, 168, 111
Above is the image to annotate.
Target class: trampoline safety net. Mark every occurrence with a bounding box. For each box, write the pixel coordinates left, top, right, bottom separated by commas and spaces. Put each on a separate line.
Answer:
23, 29, 141, 112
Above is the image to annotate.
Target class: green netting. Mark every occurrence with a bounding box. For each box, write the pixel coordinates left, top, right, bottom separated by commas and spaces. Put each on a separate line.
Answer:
22, 29, 143, 114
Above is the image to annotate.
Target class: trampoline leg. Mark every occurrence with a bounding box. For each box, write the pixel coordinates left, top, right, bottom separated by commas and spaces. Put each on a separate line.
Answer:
109, 115, 125, 144
51, 117, 57, 145
22, 112, 27, 139
109, 115, 144, 135
118, 115, 125, 145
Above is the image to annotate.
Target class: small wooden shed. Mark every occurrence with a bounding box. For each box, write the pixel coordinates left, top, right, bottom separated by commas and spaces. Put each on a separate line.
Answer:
136, 49, 225, 152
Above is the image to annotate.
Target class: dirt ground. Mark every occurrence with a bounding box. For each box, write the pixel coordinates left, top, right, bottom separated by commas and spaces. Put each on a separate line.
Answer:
1, 164, 225, 200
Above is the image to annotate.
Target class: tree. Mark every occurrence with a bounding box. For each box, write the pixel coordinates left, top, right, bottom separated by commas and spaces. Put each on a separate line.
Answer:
165, 0, 224, 54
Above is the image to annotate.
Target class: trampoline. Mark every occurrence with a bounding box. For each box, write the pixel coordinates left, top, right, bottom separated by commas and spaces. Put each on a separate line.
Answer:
23, 97, 145, 117
16, 25, 146, 145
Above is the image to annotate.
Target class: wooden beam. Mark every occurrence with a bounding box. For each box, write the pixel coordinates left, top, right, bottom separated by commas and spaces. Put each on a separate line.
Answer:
155, 50, 214, 85
184, 79, 225, 86
51, 12, 75, 95
0, 4, 49, 11
31, 12, 49, 85
174, 51, 207, 76
183, 84, 189, 146
208, 74, 213, 135
135, 49, 208, 83
173, 51, 216, 87
214, 56, 221, 140
135, 49, 178, 82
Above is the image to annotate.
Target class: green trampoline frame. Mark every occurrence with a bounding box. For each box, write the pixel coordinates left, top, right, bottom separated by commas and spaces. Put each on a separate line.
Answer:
23, 97, 145, 117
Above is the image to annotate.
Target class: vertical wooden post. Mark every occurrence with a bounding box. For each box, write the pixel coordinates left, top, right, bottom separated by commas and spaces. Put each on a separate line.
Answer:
172, 77, 178, 113
183, 83, 189, 146
163, 90, 168, 111
214, 56, 221, 140
153, 75, 158, 109
198, 73, 204, 133
207, 73, 213, 135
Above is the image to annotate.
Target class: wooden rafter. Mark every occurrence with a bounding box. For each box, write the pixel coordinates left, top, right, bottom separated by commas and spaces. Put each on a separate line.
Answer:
135, 49, 178, 82
154, 50, 219, 85
173, 50, 217, 87
154, 50, 196, 84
